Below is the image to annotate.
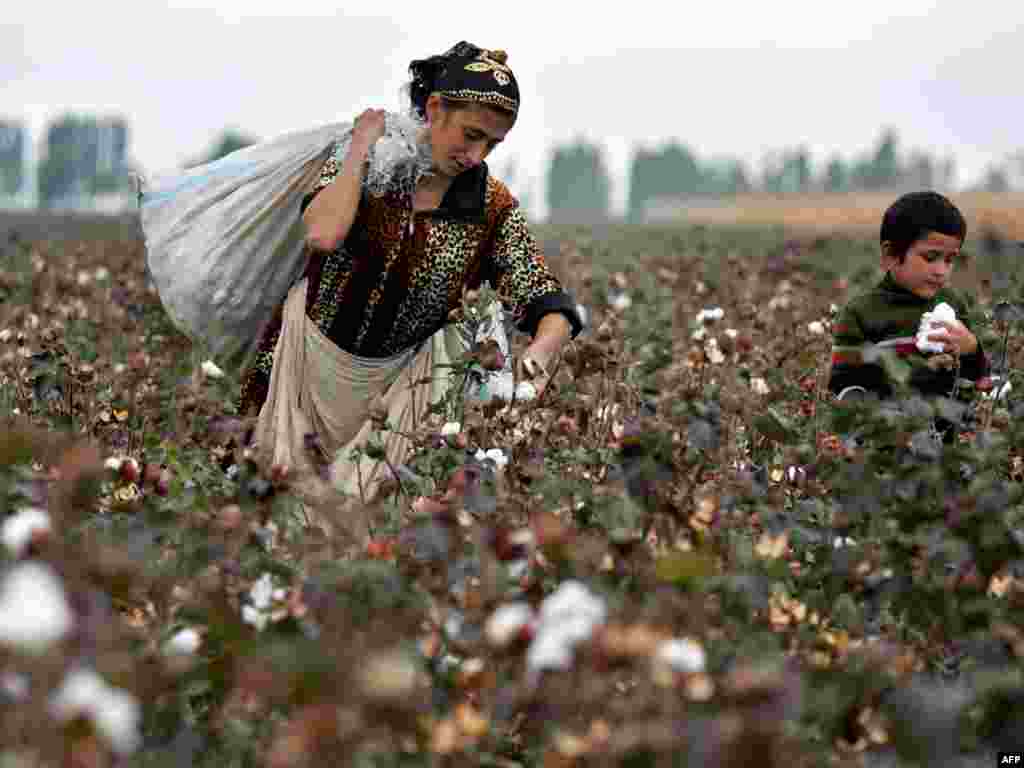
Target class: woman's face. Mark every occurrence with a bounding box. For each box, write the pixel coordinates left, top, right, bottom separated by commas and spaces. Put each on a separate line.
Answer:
425, 97, 514, 178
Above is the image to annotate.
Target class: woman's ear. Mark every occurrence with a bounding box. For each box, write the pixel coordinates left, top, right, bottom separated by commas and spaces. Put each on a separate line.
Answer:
424, 93, 443, 125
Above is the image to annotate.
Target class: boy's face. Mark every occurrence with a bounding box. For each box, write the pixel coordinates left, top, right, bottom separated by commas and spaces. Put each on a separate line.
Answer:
882, 231, 962, 299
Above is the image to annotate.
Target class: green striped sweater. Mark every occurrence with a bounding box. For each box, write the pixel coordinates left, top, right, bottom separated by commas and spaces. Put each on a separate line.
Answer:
828, 272, 988, 399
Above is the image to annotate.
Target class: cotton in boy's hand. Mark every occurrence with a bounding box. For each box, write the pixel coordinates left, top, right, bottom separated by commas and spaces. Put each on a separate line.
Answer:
916, 302, 957, 354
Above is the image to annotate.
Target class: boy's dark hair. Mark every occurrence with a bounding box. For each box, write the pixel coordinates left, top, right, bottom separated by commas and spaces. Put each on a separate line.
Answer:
880, 191, 967, 261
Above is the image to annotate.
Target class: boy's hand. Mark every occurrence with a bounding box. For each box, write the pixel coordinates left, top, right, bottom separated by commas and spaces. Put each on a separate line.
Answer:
927, 320, 978, 356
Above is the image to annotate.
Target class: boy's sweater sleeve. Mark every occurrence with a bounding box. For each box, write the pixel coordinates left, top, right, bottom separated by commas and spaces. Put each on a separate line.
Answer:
828, 303, 889, 397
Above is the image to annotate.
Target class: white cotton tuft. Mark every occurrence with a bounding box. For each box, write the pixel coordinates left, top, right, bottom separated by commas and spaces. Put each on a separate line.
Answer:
440, 422, 461, 437
696, 307, 724, 324
0, 562, 74, 654
2, 506, 52, 558
526, 580, 607, 676
485, 602, 535, 649
655, 638, 706, 673
250, 573, 274, 611
475, 448, 509, 469
807, 320, 826, 335
1, 672, 29, 702
50, 667, 142, 755
610, 293, 632, 312
200, 359, 225, 379
242, 573, 278, 631
750, 377, 771, 395
165, 627, 202, 656
916, 302, 957, 354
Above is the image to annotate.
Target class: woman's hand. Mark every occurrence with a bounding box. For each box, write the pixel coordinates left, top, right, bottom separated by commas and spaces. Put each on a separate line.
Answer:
351, 108, 387, 153
518, 313, 572, 396
928, 320, 978, 356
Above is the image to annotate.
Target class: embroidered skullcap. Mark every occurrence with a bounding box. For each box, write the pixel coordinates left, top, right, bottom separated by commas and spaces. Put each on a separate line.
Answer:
408, 41, 520, 120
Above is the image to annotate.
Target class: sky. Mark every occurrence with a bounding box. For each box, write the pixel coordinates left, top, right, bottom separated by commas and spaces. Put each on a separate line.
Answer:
4, 1, 1022, 218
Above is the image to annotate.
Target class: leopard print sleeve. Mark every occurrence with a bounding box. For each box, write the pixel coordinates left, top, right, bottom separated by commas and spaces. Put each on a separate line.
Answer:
488, 203, 583, 339
299, 146, 342, 215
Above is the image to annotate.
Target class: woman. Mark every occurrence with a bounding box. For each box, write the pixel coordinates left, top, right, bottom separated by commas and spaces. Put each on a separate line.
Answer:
239, 41, 583, 520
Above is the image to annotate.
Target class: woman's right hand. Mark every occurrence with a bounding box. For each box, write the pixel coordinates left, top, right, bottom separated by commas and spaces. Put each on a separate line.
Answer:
351, 108, 387, 152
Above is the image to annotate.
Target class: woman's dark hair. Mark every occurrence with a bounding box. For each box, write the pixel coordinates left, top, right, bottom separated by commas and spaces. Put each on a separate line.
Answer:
880, 191, 967, 260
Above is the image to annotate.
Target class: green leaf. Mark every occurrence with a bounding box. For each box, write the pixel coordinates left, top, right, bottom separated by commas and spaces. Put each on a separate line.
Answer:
753, 406, 798, 444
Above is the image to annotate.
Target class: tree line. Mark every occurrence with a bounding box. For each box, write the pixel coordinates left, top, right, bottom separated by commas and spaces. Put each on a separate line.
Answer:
548, 130, 1023, 224
11, 112, 1022, 218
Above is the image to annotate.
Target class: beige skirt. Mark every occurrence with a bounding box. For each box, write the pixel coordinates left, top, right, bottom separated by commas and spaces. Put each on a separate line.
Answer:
252, 277, 466, 537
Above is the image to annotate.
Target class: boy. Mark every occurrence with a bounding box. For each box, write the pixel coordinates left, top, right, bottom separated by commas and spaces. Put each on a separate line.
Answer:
828, 191, 988, 403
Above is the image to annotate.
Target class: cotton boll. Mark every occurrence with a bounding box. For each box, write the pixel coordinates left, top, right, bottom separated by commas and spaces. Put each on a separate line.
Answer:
441, 422, 462, 437
2, 507, 52, 558
655, 638, 706, 673
241, 605, 268, 632
485, 603, 534, 648
1, 672, 28, 702
165, 627, 202, 656
200, 360, 225, 379
50, 668, 142, 756
696, 307, 724, 324
475, 448, 509, 469
526, 630, 574, 672
0, 563, 74, 654
538, 581, 606, 626
916, 302, 957, 354
807, 320, 826, 335
525, 581, 607, 676
92, 686, 142, 755
610, 293, 632, 312
750, 377, 770, 395
249, 573, 274, 612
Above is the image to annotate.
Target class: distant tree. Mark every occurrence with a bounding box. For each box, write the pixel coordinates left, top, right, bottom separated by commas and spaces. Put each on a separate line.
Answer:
867, 129, 900, 189
627, 141, 709, 221
0, 121, 24, 196
981, 165, 1010, 193
546, 138, 611, 224
903, 151, 935, 189
189, 129, 259, 168
762, 148, 810, 194
37, 114, 131, 208
823, 155, 847, 193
